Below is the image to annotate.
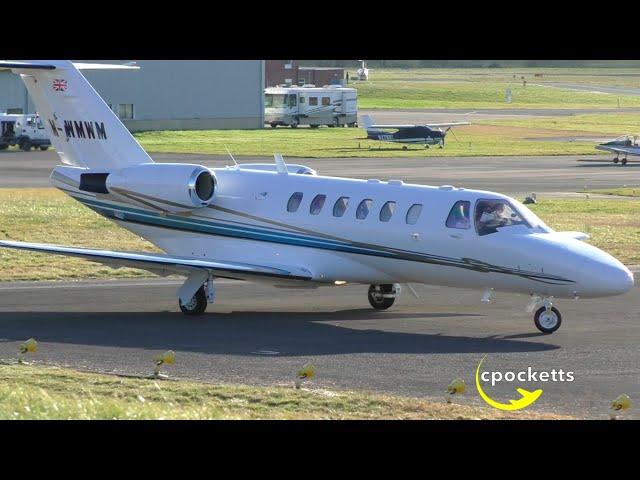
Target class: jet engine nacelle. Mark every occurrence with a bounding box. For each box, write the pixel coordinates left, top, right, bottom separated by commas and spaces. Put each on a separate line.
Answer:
104, 163, 216, 213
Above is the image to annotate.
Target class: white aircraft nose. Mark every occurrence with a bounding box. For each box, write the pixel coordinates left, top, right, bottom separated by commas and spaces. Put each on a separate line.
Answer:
580, 258, 635, 297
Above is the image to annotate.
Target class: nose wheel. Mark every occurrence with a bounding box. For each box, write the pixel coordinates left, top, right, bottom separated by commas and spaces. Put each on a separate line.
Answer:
534, 306, 562, 334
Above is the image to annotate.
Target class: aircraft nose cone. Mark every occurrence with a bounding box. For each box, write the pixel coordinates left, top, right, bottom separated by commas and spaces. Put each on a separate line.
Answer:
581, 260, 635, 297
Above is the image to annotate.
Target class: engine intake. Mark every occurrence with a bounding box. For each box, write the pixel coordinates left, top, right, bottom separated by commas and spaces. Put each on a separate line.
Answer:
104, 163, 216, 213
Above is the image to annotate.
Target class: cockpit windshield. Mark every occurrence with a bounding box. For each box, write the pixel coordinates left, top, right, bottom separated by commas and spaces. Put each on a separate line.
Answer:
475, 199, 533, 236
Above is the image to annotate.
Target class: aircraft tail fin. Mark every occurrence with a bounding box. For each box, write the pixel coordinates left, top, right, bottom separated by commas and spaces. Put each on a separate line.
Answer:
361, 114, 376, 131
0, 60, 153, 170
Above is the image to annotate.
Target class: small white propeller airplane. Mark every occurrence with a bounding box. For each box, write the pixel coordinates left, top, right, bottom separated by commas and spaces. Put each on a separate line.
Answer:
0, 61, 634, 333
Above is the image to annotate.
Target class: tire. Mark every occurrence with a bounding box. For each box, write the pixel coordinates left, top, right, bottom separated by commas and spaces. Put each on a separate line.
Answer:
621, 158, 628, 165
270, 123, 278, 128
613, 157, 619, 164
534, 306, 562, 334
20, 140, 32, 151
290, 120, 298, 129
179, 286, 208, 316
368, 285, 396, 310
39, 146, 49, 151
310, 124, 319, 129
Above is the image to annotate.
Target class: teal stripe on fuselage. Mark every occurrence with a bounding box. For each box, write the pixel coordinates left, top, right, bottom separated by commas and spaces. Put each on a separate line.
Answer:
77, 196, 395, 259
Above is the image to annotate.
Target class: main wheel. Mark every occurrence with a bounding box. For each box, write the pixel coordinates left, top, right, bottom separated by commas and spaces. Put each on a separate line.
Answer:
20, 140, 32, 151
368, 285, 396, 310
621, 158, 628, 165
534, 306, 562, 334
613, 157, 619, 164
270, 123, 278, 128
179, 286, 207, 316
39, 146, 49, 151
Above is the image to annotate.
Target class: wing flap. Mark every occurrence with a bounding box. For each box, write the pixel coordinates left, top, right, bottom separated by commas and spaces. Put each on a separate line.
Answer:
0, 240, 313, 282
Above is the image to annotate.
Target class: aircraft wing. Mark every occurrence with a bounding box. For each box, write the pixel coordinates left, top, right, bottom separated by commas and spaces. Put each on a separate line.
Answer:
0, 240, 313, 282
595, 145, 640, 156
367, 122, 471, 129
424, 122, 471, 128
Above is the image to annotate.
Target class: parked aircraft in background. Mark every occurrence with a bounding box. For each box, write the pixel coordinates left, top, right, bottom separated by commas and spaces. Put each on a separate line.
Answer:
0, 60, 633, 334
595, 135, 640, 165
362, 115, 470, 149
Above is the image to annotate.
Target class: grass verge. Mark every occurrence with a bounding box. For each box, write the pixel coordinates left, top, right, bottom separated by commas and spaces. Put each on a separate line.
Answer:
0, 363, 571, 419
583, 187, 640, 197
133, 112, 640, 158
134, 127, 599, 158
0, 189, 638, 282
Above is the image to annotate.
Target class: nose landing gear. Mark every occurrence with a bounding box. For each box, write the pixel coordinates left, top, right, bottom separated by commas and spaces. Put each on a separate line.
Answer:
528, 296, 562, 333
534, 306, 562, 334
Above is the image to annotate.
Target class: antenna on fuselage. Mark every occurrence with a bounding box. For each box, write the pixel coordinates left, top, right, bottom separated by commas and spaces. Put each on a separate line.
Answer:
224, 146, 238, 167
274, 153, 288, 175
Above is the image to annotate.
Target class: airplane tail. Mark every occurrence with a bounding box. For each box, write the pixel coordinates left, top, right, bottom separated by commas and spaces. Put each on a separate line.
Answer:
361, 114, 379, 134
0, 60, 153, 170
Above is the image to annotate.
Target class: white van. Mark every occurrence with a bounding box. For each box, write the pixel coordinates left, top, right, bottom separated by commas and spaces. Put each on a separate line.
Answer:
265, 85, 358, 128
0, 113, 51, 151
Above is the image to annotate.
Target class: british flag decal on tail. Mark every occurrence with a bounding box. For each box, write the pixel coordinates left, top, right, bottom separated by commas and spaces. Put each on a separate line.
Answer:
52, 79, 67, 92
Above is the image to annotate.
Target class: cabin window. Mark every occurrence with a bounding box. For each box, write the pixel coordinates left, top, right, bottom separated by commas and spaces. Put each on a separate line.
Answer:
475, 199, 531, 236
310, 194, 327, 215
333, 197, 350, 217
288, 95, 297, 107
445, 201, 471, 229
287, 192, 303, 213
322, 97, 331, 106
356, 199, 373, 220
379, 201, 396, 222
406, 204, 423, 225
309, 97, 318, 106
299, 97, 306, 104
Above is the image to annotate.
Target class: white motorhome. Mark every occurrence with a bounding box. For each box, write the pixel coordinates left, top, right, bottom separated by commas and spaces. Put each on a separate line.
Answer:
0, 113, 51, 151
264, 85, 358, 128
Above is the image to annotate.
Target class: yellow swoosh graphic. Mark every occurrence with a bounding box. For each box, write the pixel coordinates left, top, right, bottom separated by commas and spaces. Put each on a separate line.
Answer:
475, 355, 543, 411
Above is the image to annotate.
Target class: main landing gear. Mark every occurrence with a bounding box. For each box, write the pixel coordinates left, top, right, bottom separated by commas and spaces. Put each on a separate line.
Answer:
528, 296, 562, 334
613, 156, 628, 165
178, 272, 215, 316
368, 284, 401, 310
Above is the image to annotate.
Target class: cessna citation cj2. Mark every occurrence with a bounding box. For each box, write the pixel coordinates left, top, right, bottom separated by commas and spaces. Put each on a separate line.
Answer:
0, 61, 634, 334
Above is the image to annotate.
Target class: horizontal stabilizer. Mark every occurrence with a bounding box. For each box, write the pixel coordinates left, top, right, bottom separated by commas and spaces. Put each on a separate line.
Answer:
0, 61, 139, 71
0, 61, 56, 71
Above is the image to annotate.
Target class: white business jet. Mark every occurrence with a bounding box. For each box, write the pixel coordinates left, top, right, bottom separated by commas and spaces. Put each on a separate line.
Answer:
0, 61, 634, 334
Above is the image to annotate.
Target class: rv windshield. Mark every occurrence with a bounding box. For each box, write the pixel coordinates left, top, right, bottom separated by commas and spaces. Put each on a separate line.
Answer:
265, 94, 287, 109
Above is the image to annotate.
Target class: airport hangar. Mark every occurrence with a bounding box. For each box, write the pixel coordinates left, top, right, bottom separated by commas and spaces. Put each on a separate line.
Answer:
0, 60, 266, 132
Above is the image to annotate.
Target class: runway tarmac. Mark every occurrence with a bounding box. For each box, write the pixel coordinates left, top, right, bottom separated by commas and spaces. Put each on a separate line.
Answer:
0, 278, 637, 418
0, 150, 635, 196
